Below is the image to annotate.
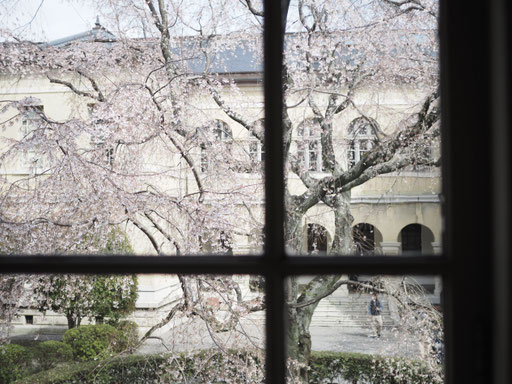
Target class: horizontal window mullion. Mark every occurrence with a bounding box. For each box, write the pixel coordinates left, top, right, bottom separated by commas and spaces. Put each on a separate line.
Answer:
0, 255, 265, 274
0, 254, 449, 275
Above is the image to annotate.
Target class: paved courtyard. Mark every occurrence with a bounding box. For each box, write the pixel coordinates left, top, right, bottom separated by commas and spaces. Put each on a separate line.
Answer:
310, 326, 421, 357
136, 323, 421, 359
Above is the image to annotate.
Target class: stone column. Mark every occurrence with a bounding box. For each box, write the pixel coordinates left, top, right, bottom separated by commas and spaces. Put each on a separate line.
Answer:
432, 242, 442, 255
378, 242, 402, 322
432, 242, 443, 298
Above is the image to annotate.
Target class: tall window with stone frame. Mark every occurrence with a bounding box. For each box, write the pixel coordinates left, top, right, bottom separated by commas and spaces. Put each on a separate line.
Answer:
297, 119, 322, 172
88, 103, 116, 168
20, 105, 44, 173
248, 119, 265, 172
200, 120, 232, 172
347, 117, 378, 169
249, 139, 265, 170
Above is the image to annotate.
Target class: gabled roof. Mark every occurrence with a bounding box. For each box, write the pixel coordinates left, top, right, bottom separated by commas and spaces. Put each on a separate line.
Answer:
47, 17, 116, 47
39, 23, 433, 80
174, 39, 262, 75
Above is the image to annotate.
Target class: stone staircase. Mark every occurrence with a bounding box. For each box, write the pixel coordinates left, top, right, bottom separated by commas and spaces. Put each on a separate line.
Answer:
311, 294, 396, 329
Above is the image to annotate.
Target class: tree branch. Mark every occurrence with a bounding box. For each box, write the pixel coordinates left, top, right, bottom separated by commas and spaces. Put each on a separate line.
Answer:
47, 75, 103, 102
144, 211, 181, 254
135, 302, 185, 348
240, 0, 264, 17
76, 70, 105, 102
293, 89, 440, 214
207, 82, 263, 142
128, 217, 161, 254
145, 0, 163, 32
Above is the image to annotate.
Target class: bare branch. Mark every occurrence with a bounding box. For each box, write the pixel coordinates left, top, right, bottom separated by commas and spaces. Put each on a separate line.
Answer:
294, 89, 440, 214
47, 75, 102, 102
240, 0, 264, 17
381, 0, 437, 18
135, 302, 185, 348
76, 70, 106, 102
207, 82, 263, 142
340, 154, 440, 193
128, 217, 161, 254
145, 0, 163, 32
144, 211, 181, 254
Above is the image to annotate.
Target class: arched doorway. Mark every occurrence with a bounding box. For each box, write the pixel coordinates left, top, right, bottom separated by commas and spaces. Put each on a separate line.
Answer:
398, 224, 437, 294
352, 223, 383, 255
307, 224, 328, 254
398, 224, 434, 255
350, 223, 383, 292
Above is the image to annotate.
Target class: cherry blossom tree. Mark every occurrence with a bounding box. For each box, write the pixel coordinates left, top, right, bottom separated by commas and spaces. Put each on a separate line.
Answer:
0, 0, 441, 381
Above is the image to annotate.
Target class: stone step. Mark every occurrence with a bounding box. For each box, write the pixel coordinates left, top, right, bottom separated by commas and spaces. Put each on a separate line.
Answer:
242, 296, 397, 329
311, 296, 396, 328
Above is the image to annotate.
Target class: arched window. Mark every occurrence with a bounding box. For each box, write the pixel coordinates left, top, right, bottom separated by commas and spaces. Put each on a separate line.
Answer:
347, 117, 378, 168
307, 224, 328, 254
297, 120, 322, 172
200, 120, 232, 172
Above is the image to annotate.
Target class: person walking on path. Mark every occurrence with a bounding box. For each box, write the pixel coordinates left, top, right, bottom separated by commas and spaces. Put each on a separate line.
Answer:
368, 292, 383, 337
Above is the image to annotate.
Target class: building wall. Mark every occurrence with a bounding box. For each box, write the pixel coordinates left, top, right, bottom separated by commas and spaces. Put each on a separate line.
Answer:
1, 70, 442, 331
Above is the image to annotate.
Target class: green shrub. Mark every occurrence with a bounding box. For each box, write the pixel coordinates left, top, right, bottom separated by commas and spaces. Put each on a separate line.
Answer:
32, 341, 73, 371
17, 349, 442, 384
90, 275, 138, 326
0, 344, 31, 383
34, 274, 138, 329
309, 351, 442, 384
115, 320, 139, 351
17, 355, 165, 384
62, 324, 122, 361
162, 349, 265, 383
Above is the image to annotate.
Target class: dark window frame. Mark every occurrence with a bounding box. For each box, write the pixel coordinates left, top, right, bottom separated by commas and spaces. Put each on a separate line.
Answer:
0, 1, 510, 384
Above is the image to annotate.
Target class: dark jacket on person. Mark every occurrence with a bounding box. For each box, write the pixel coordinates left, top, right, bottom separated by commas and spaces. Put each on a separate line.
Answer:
368, 298, 383, 316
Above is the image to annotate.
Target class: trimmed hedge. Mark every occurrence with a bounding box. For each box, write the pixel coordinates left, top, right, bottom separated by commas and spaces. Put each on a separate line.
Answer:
0, 344, 31, 384
16, 350, 442, 384
15, 354, 165, 384
32, 341, 73, 371
62, 324, 123, 361
309, 351, 442, 384
115, 320, 139, 352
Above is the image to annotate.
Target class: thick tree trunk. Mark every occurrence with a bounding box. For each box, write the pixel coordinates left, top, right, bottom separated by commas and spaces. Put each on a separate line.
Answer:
66, 314, 81, 329
330, 192, 354, 254
287, 298, 319, 382
285, 209, 310, 381
285, 192, 353, 382
67, 315, 76, 329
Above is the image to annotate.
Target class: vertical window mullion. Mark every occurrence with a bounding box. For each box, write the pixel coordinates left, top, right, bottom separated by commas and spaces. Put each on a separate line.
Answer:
263, 1, 286, 383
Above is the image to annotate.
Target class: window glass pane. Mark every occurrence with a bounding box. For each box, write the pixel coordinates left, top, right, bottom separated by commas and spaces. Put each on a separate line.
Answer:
0, 273, 265, 382
285, 274, 444, 383
282, 1, 441, 256
0, 0, 265, 256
